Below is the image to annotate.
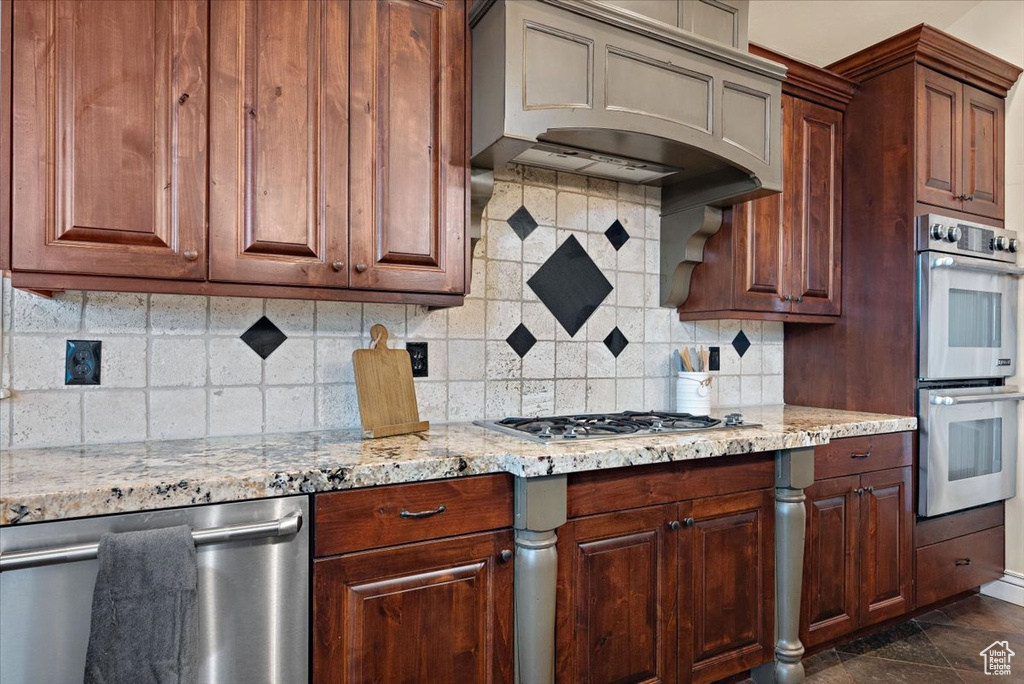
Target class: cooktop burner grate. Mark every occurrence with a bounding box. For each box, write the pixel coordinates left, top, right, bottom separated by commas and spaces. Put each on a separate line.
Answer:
477, 410, 755, 443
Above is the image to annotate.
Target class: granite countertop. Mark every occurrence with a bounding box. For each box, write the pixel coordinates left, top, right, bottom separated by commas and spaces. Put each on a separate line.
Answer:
0, 405, 916, 525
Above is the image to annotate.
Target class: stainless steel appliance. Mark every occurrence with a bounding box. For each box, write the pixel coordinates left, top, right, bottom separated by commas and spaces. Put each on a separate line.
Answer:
917, 213, 1020, 381
0, 496, 308, 684
918, 385, 1021, 517
916, 213, 1022, 517
476, 410, 756, 443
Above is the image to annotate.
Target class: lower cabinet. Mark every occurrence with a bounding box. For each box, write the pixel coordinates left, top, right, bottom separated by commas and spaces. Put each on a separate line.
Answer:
556, 476, 775, 684
314, 530, 514, 684
801, 434, 914, 648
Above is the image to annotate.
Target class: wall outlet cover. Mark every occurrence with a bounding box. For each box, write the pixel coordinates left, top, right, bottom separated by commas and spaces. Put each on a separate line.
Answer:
407, 342, 429, 378
66, 340, 102, 385
708, 346, 721, 372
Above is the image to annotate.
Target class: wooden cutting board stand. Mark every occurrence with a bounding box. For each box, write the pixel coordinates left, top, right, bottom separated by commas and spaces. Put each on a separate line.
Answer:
352, 324, 429, 439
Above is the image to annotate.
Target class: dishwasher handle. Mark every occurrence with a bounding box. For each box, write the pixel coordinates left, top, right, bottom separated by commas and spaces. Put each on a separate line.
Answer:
0, 510, 302, 572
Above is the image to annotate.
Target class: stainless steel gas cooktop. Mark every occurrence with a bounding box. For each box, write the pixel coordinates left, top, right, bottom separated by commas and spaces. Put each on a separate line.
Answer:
475, 411, 758, 444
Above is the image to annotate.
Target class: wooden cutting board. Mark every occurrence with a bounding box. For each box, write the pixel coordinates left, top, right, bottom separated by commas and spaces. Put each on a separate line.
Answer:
352, 324, 429, 439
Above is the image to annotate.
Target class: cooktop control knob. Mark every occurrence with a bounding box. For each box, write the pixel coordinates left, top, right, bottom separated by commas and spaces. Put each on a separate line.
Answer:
1009, 238, 1020, 253
946, 225, 962, 243
930, 223, 947, 241
994, 236, 1010, 251
724, 413, 744, 427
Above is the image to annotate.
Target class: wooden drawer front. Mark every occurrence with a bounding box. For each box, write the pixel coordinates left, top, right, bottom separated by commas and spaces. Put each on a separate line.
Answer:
915, 502, 1004, 548
916, 526, 1005, 608
315, 475, 513, 557
815, 432, 912, 480
567, 453, 774, 518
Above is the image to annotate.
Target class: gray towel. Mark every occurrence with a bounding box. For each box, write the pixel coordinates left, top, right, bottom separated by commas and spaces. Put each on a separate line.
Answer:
84, 525, 199, 684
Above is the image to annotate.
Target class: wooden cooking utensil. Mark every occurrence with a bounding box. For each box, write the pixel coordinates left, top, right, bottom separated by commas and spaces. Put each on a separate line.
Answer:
682, 346, 694, 372
352, 324, 429, 439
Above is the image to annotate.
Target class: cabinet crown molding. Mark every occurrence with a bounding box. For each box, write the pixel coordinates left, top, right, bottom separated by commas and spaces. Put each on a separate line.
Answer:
750, 44, 857, 111
827, 23, 1023, 96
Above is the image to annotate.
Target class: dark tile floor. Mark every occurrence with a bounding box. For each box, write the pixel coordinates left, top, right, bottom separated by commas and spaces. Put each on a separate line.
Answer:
748, 594, 1024, 683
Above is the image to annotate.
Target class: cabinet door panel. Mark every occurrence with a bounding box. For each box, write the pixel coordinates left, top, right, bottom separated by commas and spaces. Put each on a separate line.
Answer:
788, 98, 842, 316
916, 67, 963, 212
732, 191, 789, 313
961, 85, 1004, 220
556, 506, 678, 684
801, 475, 859, 646
313, 530, 513, 684
12, 0, 207, 278
349, 0, 467, 293
686, 489, 774, 684
209, 0, 348, 286
859, 467, 913, 626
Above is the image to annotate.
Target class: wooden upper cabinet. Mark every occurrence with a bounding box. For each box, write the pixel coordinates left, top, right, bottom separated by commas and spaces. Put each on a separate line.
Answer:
314, 530, 514, 684
348, 0, 468, 294
11, 0, 208, 279
209, 0, 348, 287
556, 505, 679, 684
859, 466, 914, 626
787, 98, 842, 316
961, 84, 1003, 219
678, 48, 854, 323
684, 489, 774, 684
917, 67, 963, 213
916, 66, 1006, 220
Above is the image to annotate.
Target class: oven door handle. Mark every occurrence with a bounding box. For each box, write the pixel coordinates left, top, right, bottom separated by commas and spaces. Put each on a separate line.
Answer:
930, 392, 1024, 406
930, 256, 1024, 276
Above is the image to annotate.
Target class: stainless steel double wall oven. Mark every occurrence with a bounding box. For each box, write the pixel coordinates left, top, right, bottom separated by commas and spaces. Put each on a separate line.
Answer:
917, 214, 1021, 517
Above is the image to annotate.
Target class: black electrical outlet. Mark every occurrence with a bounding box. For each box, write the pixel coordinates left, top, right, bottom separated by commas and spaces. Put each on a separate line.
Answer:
407, 342, 429, 378
708, 346, 721, 372
66, 340, 102, 385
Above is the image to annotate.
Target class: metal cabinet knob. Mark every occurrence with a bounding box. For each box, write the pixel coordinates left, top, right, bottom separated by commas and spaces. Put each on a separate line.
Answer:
668, 520, 681, 531
499, 549, 513, 563
331, 260, 344, 272
183, 249, 199, 261
795, 296, 804, 303
355, 262, 368, 273
854, 487, 864, 495
683, 517, 695, 527
865, 486, 874, 494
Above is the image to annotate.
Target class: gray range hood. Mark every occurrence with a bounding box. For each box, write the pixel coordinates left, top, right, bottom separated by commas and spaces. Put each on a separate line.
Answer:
470, 0, 787, 307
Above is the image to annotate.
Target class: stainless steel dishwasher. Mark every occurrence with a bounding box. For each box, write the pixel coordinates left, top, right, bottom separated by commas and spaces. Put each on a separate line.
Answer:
0, 495, 309, 684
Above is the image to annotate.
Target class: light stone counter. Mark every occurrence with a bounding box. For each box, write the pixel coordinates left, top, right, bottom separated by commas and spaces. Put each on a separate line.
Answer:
0, 405, 916, 525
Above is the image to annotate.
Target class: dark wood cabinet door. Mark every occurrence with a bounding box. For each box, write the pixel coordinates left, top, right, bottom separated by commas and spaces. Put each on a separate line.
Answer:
348, 0, 468, 294
801, 475, 859, 647
209, 0, 349, 287
787, 98, 842, 316
313, 530, 514, 684
556, 505, 679, 684
12, 0, 208, 279
916, 67, 963, 212
731, 190, 789, 314
961, 84, 1004, 220
684, 489, 775, 684
858, 467, 914, 626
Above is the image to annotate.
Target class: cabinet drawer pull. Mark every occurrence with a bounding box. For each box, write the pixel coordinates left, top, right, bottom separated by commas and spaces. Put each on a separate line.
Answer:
668, 520, 681, 531
499, 549, 513, 563
183, 249, 199, 261
355, 262, 368, 273
865, 486, 874, 493
331, 260, 344, 272
683, 517, 695, 527
399, 504, 447, 519
781, 295, 792, 302
965, 194, 975, 202
854, 487, 864, 495
955, 558, 972, 566
850, 451, 871, 459
795, 296, 804, 303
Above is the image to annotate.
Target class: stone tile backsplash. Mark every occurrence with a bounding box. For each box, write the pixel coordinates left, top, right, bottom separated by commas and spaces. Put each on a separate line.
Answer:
0, 165, 783, 449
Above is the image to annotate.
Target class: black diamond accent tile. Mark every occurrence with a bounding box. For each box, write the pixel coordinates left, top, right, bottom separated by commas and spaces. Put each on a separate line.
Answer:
527, 235, 613, 337
604, 219, 630, 251
240, 316, 288, 359
507, 205, 538, 241
604, 327, 629, 358
732, 329, 751, 358
506, 323, 537, 358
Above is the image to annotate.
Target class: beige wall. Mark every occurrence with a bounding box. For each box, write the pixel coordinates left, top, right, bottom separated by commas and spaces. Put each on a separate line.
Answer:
944, 0, 1024, 581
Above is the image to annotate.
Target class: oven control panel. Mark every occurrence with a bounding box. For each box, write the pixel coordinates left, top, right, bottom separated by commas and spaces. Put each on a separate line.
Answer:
917, 214, 1019, 263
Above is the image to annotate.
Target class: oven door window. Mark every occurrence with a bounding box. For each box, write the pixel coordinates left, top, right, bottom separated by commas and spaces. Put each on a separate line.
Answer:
948, 417, 1002, 481
948, 288, 1001, 348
